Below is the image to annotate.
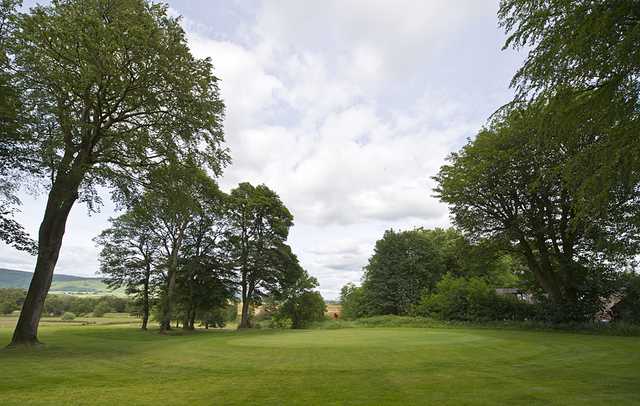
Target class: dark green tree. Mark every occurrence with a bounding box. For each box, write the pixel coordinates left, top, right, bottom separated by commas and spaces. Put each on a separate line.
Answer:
360, 228, 449, 315
175, 188, 235, 330
434, 105, 633, 317
498, 0, 640, 223
226, 183, 294, 328
0, 0, 36, 254
8, 0, 227, 346
95, 210, 162, 330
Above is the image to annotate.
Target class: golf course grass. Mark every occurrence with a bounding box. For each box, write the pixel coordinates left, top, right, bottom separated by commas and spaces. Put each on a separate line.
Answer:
1, 318, 639, 405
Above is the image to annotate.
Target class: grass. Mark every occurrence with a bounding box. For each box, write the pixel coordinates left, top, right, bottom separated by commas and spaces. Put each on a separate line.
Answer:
1, 316, 639, 405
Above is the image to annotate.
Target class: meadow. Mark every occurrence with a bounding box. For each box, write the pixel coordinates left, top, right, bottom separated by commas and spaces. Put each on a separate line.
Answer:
1, 316, 639, 405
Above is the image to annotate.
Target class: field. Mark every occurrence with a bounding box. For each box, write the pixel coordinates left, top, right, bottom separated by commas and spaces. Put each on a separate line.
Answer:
1, 316, 639, 405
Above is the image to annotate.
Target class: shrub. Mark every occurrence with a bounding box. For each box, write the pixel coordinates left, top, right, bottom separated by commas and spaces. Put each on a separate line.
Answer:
92, 302, 110, 317
413, 274, 535, 322
277, 291, 326, 329
61, 312, 76, 320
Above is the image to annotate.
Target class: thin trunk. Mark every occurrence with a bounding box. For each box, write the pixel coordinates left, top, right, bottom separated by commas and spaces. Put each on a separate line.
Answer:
159, 248, 179, 332
238, 273, 251, 329
10, 173, 81, 346
141, 267, 150, 331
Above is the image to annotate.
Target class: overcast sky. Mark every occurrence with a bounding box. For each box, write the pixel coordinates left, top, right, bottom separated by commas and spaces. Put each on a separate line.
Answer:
0, 0, 524, 299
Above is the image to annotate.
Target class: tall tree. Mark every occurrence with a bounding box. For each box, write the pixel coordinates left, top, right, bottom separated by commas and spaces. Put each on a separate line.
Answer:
434, 105, 635, 315
135, 164, 221, 332
8, 0, 227, 345
226, 183, 294, 328
175, 186, 235, 330
360, 228, 448, 316
95, 211, 161, 330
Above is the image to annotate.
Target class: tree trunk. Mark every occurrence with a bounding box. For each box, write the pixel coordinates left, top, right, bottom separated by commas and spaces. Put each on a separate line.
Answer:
141, 272, 150, 331
239, 299, 251, 329
10, 173, 81, 346
159, 252, 178, 333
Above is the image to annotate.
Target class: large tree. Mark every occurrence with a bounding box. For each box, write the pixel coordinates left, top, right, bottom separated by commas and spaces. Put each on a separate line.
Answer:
434, 105, 636, 315
360, 228, 449, 316
95, 211, 162, 330
226, 183, 294, 328
134, 164, 221, 332
498, 0, 640, 220
8, 0, 227, 345
174, 186, 235, 330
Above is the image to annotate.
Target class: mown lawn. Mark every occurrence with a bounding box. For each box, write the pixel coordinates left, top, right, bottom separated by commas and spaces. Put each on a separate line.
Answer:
0, 320, 639, 405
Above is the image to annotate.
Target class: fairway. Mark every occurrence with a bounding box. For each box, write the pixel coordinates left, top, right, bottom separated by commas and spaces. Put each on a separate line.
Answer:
1, 323, 639, 405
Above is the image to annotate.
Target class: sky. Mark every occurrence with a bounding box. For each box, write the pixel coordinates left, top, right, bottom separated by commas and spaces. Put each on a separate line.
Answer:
0, 0, 524, 299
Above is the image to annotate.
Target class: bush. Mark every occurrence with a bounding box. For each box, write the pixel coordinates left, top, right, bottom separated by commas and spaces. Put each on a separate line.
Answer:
92, 302, 110, 317
413, 274, 535, 322
61, 312, 76, 320
277, 291, 326, 329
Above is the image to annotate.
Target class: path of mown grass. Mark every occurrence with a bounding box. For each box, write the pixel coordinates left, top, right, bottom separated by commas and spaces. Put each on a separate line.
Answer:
1, 322, 639, 405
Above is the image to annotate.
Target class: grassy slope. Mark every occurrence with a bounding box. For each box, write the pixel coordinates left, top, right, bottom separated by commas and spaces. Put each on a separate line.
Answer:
0, 268, 124, 296
0, 321, 639, 405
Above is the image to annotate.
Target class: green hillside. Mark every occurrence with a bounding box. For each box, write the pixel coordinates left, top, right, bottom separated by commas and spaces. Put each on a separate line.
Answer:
0, 268, 124, 296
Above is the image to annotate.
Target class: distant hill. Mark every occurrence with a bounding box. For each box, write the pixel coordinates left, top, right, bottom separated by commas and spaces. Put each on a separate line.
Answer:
0, 268, 124, 296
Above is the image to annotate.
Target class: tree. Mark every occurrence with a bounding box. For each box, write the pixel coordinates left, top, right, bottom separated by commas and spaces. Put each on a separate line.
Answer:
175, 188, 235, 330
272, 266, 325, 329
498, 0, 640, 223
0, 0, 36, 255
95, 210, 162, 330
226, 183, 294, 328
339, 283, 365, 320
7, 0, 227, 345
134, 164, 221, 332
360, 228, 449, 315
434, 105, 634, 318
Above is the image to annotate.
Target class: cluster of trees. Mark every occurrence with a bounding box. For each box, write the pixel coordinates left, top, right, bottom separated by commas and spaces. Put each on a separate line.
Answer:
95, 179, 322, 331
0, 289, 131, 317
342, 1, 640, 324
340, 228, 526, 321
0, 0, 326, 345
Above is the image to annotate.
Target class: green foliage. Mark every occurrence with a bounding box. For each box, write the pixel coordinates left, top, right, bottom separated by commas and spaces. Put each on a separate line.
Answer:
414, 275, 534, 322
498, 0, 640, 240
434, 104, 632, 316
360, 228, 449, 315
613, 273, 640, 324
92, 302, 110, 318
0, 288, 24, 314
339, 283, 366, 320
226, 182, 296, 328
60, 312, 75, 321
277, 291, 326, 329
355, 228, 524, 317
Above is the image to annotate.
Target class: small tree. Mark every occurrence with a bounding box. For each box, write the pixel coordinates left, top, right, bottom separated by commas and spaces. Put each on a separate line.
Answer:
95, 210, 162, 330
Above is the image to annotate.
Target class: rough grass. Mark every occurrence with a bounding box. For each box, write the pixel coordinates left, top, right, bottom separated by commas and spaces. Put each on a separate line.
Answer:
1, 317, 639, 405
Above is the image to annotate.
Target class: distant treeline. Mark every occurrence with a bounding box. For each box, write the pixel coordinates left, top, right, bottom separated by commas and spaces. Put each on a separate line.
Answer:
0, 289, 132, 317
